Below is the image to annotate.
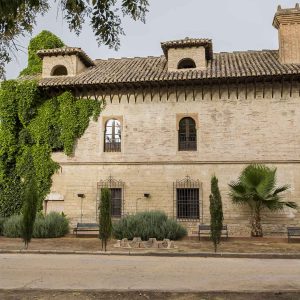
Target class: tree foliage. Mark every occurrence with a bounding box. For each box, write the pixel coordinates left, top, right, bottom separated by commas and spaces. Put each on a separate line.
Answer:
0, 0, 149, 79
229, 164, 298, 237
99, 187, 112, 251
209, 175, 223, 253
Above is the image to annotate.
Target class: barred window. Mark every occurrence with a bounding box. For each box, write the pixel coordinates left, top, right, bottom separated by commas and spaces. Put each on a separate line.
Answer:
110, 188, 122, 218
178, 117, 197, 151
177, 188, 199, 219
97, 176, 124, 220
104, 119, 121, 152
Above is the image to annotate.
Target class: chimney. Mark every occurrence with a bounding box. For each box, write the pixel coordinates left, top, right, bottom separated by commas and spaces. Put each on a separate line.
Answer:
273, 4, 300, 64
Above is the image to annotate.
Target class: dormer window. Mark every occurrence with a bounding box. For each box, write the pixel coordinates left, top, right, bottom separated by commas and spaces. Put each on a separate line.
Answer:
178, 58, 196, 69
161, 38, 213, 72
51, 65, 68, 76
37, 47, 95, 78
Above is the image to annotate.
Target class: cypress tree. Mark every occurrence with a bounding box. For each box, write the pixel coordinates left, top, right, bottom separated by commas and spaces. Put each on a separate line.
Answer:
99, 188, 112, 251
209, 175, 224, 253
22, 175, 38, 249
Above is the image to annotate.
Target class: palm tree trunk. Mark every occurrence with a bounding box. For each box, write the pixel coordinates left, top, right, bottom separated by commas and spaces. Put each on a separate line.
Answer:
250, 207, 263, 237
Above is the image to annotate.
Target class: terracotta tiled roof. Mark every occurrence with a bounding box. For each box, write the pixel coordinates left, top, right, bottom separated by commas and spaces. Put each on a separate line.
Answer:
38, 50, 300, 87
37, 47, 95, 67
161, 38, 213, 60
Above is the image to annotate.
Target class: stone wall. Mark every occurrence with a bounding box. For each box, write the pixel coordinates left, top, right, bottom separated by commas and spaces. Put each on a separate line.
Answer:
49, 83, 300, 236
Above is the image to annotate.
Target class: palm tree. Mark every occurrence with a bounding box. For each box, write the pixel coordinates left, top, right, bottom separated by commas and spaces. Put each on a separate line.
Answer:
228, 164, 297, 237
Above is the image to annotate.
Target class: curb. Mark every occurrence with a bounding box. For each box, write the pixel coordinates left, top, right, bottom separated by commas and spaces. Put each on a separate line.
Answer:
1, 249, 300, 259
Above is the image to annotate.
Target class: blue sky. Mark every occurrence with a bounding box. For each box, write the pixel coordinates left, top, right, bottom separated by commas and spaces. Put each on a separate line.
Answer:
5, 0, 298, 79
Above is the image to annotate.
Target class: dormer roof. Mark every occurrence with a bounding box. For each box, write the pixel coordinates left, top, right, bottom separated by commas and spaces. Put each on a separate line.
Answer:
161, 38, 213, 60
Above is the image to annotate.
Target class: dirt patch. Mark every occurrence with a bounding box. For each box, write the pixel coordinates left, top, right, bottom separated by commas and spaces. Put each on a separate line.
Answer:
0, 290, 299, 300
0, 235, 300, 254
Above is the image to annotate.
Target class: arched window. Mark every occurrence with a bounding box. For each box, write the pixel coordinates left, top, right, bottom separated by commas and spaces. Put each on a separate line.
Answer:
178, 117, 197, 151
104, 119, 121, 152
178, 58, 196, 70
51, 65, 68, 76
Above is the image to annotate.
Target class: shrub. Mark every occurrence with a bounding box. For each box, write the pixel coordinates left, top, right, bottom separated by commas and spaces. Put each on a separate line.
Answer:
33, 212, 69, 238
113, 211, 187, 241
0, 217, 6, 236
3, 215, 22, 237
2, 212, 69, 238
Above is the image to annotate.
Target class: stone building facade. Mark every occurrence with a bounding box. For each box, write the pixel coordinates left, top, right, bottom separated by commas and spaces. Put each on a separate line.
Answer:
38, 5, 300, 236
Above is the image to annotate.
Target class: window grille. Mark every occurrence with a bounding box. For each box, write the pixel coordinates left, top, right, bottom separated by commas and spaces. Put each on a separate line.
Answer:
104, 119, 121, 152
110, 188, 122, 217
97, 176, 124, 219
173, 176, 201, 221
178, 117, 197, 151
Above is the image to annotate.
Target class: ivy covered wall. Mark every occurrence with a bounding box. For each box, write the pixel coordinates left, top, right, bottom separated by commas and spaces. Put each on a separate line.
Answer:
0, 31, 102, 217
19, 30, 65, 77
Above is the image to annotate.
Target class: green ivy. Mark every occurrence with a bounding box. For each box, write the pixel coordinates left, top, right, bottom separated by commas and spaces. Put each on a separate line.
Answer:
19, 30, 65, 77
0, 80, 103, 216
1, 30, 102, 217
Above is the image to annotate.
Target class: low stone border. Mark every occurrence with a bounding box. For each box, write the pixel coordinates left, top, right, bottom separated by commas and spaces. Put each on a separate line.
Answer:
114, 237, 177, 249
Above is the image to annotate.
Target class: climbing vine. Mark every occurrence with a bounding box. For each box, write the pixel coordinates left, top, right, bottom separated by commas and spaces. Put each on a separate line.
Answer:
0, 30, 103, 217
0, 80, 103, 217
19, 30, 65, 77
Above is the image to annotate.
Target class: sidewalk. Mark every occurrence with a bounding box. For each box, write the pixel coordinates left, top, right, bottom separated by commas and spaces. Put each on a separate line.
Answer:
1, 236, 300, 258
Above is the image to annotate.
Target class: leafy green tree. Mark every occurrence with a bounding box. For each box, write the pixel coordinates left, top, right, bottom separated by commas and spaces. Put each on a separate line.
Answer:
229, 164, 297, 237
209, 175, 223, 253
0, 0, 149, 79
99, 187, 112, 251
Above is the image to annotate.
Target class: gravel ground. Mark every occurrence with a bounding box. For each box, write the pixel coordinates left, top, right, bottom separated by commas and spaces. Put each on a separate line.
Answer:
0, 236, 300, 253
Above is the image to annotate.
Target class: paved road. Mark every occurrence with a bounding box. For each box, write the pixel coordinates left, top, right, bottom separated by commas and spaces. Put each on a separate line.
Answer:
0, 254, 300, 292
